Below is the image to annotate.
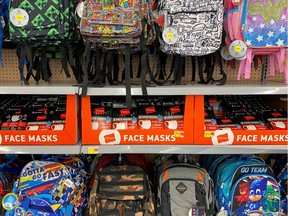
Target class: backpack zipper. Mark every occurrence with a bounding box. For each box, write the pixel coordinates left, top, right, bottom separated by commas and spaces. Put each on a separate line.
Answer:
169, 10, 217, 15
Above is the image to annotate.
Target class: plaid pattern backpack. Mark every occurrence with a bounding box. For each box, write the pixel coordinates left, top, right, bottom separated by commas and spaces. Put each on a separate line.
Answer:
9, 0, 82, 83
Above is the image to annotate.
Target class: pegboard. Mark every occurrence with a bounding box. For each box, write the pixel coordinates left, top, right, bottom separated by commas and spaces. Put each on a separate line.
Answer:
0, 49, 285, 83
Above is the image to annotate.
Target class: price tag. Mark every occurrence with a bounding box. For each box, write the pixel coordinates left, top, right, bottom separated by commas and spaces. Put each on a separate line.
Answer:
204, 131, 212, 138
88, 147, 99, 154
174, 131, 184, 138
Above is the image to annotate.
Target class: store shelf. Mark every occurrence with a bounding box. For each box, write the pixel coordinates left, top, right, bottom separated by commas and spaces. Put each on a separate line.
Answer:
81, 145, 288, 154
82, 80, 288, 96
0, 145, 81, 154
0, 81, 79, 95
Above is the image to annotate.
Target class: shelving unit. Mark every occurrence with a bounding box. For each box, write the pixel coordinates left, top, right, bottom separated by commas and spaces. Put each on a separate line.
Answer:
0, 82, 286, 154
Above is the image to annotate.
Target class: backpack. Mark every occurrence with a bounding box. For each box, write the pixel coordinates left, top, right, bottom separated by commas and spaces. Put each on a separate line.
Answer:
4, 160, 87, 216
152, 0, 226, 85
156, 157, 215, 216
9, 0, 82, 83
0, 0, 9, 66
79, 0, 156, 106
89, 155, 155, 216
224, 0, 288, 83
213, 155, 281, 216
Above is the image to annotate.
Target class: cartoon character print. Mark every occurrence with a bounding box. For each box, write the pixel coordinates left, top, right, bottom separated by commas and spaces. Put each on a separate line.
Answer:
264, 185, 279, 212
246, 178, 268, 212
235, 182, 251, 206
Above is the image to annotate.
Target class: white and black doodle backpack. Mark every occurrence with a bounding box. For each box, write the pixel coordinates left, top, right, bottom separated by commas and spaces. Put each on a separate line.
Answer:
153, 0, 226, 85
155, 0, 224, 56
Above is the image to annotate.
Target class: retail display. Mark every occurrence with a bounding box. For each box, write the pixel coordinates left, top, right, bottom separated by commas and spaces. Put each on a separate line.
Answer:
82, 95, 194, 145
194, 95, 288, 145
0, 0, 286, 215
0, 95, 80, 145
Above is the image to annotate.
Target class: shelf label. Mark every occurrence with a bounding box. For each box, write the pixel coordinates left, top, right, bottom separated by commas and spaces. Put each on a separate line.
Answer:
174, 131, 184, 138
204, 131, 213, 138
88, 147, 99, 154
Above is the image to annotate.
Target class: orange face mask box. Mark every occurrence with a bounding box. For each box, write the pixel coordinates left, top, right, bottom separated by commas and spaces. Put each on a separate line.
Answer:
81, 96, 194, 145
0, 95, 80, 145
194, 96, 288, 145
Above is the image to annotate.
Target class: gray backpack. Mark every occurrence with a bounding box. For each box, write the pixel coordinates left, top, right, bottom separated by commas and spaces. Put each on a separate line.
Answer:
155, 0, 224, 56
157, 163, 215, 216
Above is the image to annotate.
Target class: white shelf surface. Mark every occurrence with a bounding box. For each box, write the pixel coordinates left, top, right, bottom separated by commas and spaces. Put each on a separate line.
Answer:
0, 81, 79, 95
0, 145, 81, 154
84, 80, 288, 96
81, 145, 288, 154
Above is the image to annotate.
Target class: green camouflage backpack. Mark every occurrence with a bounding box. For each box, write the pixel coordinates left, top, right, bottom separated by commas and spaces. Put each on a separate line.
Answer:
89, 164, 155, 216
9, 0, 82, 83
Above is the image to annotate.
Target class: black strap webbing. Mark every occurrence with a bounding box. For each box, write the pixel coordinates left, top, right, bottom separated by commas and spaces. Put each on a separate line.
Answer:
60, 45, 71, 78
82, 45, 91, 97
41, 47, 49, 81
125, 45, 132, 108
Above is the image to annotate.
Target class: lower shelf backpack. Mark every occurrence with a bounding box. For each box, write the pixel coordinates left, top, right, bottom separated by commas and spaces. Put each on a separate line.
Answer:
89, 154, 155, 216
3, 160, 87, 216
213, 155, 281, 216
156, 156, 215, 216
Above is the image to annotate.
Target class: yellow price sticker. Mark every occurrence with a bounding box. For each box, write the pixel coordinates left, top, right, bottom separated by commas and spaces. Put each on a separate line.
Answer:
204, 131, 212, 138
174, 131, 184, 138
88, 147, 99, 154
234, 45, 241, 53
167, 32, 173, 39
15, 13, 23, 21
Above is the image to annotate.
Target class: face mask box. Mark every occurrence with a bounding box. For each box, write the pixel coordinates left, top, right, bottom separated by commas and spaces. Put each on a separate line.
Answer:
204, 106, 218, 131
91, 102, 112, 130
236, 114, 269, 130
26, 114, 52, 131
163, 104, 184, 130
263, 111, 288, 130
112, 104, 138, 130
1, 111, 28, 130
138, 102, 164, 130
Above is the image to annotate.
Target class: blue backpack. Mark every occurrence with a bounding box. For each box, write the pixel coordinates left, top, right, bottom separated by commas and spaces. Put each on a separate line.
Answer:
213, 155, 281, 216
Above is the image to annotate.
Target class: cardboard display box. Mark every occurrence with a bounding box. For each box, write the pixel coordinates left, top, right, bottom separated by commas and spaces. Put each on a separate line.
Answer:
82, 96, 194, 145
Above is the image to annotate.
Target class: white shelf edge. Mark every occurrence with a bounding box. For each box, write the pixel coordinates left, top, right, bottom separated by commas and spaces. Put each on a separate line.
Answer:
0, 145, 81, 154
81, 145, 288, 154
85, 81, 288, 96
0, 81, 79, 95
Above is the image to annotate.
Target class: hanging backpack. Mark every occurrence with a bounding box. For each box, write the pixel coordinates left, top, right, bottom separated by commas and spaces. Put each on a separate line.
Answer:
9, 0, 82, 83
78, 0, 156, 106
89, 154, 155, 216
214, 155, 281, 216
156, 156, 215, 216
0, 0, 9, 66
223, 0, 288, 83
153, 0, 226, 85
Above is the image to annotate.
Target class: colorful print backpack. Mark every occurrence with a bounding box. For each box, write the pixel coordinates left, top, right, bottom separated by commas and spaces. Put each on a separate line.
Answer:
224, 0, 288, 83
79, 0, 155, 50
